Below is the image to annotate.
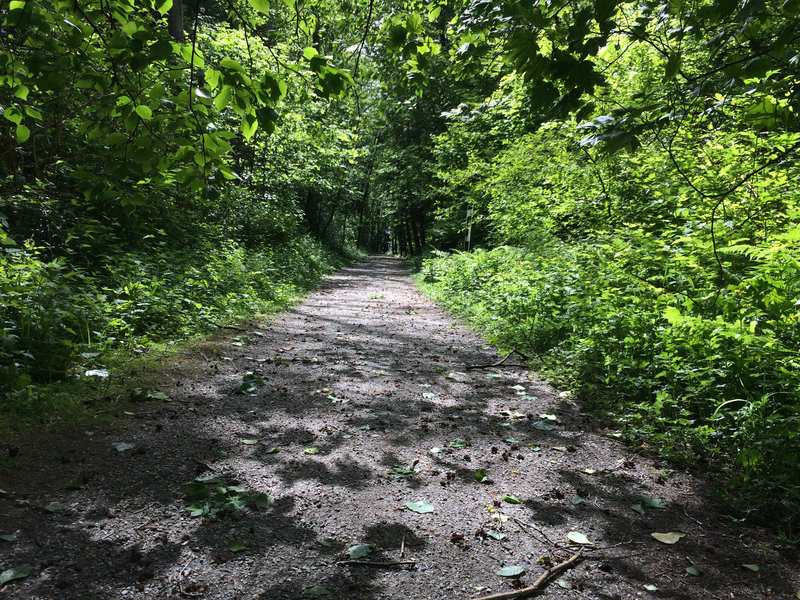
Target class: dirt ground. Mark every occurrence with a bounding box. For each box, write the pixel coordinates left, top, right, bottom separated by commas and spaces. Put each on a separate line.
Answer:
1, 256, 798, 599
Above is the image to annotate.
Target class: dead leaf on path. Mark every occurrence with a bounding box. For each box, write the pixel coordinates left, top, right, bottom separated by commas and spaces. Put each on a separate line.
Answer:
567, 531, 593, 546
651, 532, 685, 544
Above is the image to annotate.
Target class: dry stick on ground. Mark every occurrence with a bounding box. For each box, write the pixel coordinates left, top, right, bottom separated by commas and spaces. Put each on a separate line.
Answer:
466, 348, 530, 370
338, 560, 417, 567
472, 548, 584, 600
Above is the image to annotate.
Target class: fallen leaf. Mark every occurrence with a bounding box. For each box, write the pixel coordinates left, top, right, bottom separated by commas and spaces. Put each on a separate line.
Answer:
556, 579, 572, 589
304, 447, 320, 455
502, 495, 521, 504
264, 447, 280, 454
242, 439, 259, 445
0, 563, 32, 585
487, 530, 506, 541
44, 502, 63, 513
347, 544, 376, 558
497, 565, 525, 577
741, 564, 759, 572
532, 421, 555, 431
643, 583, 659, 591
475, 469, 493, 484
539, 413, 557, 421
449, 438, 468, 448
228, 540, 246, 553
651, 532, 685, 544
302, 586, 332, 597
405, 501, 434, 514
686, 565, 702, 576
112, 441, 135, 452
552, 446, 567, 452
567, 531, 593, 545
583, 468, 597, 474
571, 496, 585, 505
0, 534, 17, 542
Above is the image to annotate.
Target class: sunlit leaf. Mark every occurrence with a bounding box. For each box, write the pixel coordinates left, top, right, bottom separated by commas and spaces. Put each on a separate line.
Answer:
497, 565, 525, 577
651, 532, 685, 544
405, 501, 433, 513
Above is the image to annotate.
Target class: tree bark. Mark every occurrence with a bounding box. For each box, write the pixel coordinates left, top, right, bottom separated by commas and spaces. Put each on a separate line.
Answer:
168, 0, 185, 41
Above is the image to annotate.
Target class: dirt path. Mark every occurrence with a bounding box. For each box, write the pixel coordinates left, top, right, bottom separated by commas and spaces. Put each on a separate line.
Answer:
1, 256, 797, 599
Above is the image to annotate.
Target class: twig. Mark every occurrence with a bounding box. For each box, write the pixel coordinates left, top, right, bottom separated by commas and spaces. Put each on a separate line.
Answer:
400, 531, 406, 559
682, 504, 704, 527
179, 581, 204, 597
467, 348, 529, 370
472, 548, 584, 600
338, 560, 416, 567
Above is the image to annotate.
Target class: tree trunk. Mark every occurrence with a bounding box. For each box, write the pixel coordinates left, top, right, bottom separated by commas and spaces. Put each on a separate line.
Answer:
168, 0, 185, 41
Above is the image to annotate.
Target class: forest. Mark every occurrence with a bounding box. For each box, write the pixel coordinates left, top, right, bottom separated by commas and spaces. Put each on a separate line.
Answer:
1, 0, 799, 546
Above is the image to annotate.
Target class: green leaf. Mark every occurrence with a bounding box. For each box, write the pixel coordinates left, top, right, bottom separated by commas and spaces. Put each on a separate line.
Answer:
248, 0, 270, 14
532, 421, 555, 431
228, 540, 246, 552
475, 469, 493, 484
242, 439, 259, 445
643, 583, 659, 591
44, 502, 63, 513
741, 564, 759, 572
347, 544, 376, 558
134, 105, 152, 120
497, 565, 525, 577
15, 124, 30, 143
405, 501, 433, 513
686, 565, 702, 576
112, 441, 135, 452
184, 483, 211, 498
664, 52, 681, 81
156, 0, 173, 15
13, 84, 29, 100
303, 586, 332, 597
304, 447, 320, 454
0, 534, 18, 542
487, 530, 506, 540
0, 564, 32, 585
264, 447, 280, 454
449, 438, 468, 448
503, 495, 521, 504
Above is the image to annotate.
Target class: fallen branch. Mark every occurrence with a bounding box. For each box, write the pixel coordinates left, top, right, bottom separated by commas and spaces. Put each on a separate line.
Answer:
466, 348, 529, 370
338, 560, 417, 567
473, 548, 584, 600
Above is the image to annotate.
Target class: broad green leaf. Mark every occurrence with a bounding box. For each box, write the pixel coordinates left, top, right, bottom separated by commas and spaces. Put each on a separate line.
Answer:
639, 496, 668, 509
686, 565, 702, 576
15, 124, 30, 143
44, 502, 63, 513
571, 496, 585, 505
242, 439, 259, 445
532, 421, 555, 431
449, 438, 467, 448
475, 469, 493, 484
0, 564, 32, 585
643, 583, 659, 591
304, 447, 320, 454
184, 483, 211, 498
503, 495, 521, 504
13, 84, 29, 100
347, 544, 375, 558
487, 530, 506, 540
742, 564, 759, 572
496, 565, 525, 577
567, 531, 592, 545
405, 501, 433, 513
156, 0, 173, 15
228, 540, 246, 552
664, 52, 681, 81
0, 534, 17, 542
248, 0, 270, 14
134, 105, 152, 120
651, 532, 685, 544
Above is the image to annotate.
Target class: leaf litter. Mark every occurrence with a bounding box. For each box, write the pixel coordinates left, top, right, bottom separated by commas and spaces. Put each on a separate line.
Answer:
0, 257, 796, 600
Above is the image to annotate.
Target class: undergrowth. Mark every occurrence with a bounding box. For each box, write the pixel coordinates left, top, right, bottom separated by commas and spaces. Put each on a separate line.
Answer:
419, 243, 800, 546
0, 229, 356, 439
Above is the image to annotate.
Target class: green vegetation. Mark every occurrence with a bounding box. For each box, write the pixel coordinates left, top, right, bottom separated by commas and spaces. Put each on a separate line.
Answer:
2, 0, 799, 542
